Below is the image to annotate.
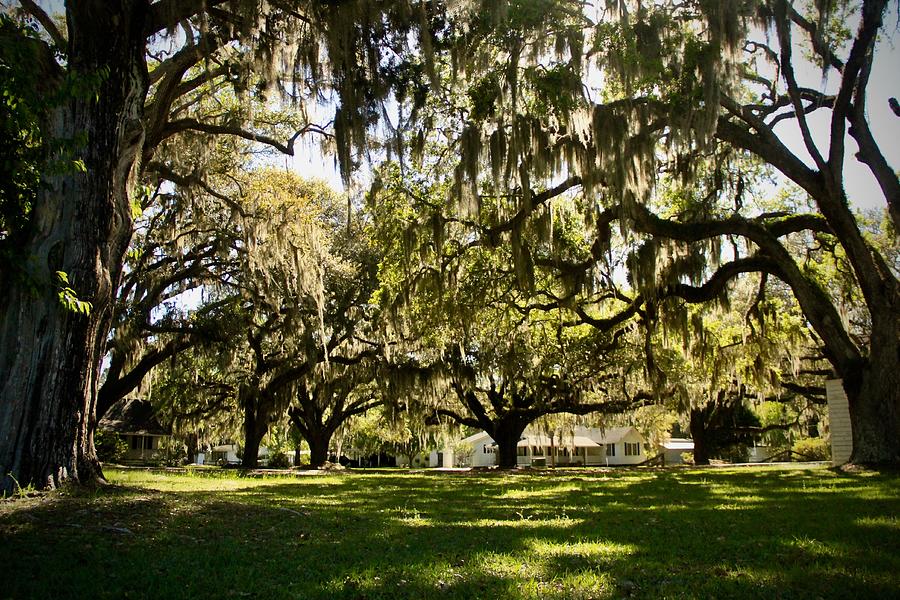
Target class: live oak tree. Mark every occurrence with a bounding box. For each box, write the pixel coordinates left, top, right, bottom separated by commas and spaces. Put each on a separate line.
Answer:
124, 169, 331, 467
0, 0, 435, 493
617, 0, 900, 463
396, 0, 899, 463
205, 170, 380, 468
434, 326, 639, 469
370, 166, 649, 468
197, 166, 385, 468
284, 203, 386, 469
97, 182, 234, 422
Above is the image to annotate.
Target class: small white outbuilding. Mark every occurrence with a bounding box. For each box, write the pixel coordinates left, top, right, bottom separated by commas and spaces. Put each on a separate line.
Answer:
662, 438, 694, 465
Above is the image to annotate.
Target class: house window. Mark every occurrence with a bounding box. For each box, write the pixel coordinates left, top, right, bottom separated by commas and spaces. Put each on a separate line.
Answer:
606, 443, 616, 457
517, 447, 528, 456
131, 435, 141, 450
625, 442, 641, 456
532, 446, 544, 456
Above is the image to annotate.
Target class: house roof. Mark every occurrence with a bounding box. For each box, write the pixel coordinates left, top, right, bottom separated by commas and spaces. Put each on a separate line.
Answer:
663, 438, 695, 450
590, 426, 640, 444
460, 431, 493, 445
99, 399, 170, 435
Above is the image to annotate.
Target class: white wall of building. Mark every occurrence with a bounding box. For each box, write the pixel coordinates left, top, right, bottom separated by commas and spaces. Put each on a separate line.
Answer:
603, 429, 645, 465
428, 447, 458, 468
461, 436, 497, 467
826, 379, 853, 465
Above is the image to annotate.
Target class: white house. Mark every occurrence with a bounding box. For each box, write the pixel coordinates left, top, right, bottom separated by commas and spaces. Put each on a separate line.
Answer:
454, 426, 647, 467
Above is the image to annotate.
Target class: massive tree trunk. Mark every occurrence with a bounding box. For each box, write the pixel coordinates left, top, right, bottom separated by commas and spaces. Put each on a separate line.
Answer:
815, 191, 900, 464
0, 2, 149, 494
242, 426, 266, 469
306, 429, 333, 469
845, 322, 900, 464
492, 419, 528, 469
689, 407, 712, 466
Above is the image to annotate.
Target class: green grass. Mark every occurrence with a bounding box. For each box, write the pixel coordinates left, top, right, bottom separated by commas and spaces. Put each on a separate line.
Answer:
1, 465, 898, 599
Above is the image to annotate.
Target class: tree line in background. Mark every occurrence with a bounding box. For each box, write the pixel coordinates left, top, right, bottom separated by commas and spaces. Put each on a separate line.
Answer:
0, 0, 896, 493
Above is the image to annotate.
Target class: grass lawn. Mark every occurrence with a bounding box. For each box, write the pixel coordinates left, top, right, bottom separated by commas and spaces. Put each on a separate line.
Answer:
1, 465, 898, 599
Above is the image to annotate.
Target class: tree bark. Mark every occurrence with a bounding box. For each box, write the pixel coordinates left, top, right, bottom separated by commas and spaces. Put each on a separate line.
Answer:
493, 420, 528, 469
184, 432, 199, 464
845, 323, 900, 464
0, 1, 149, 494
307, 431, 332, 469
240, 384, 274, 469
689, 407, 711, 466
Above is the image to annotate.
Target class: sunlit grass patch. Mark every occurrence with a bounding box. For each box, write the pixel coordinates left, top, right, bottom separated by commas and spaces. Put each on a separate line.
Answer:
526, 538, 638, 573
1, 465, 898, 599
856, 515, 899, 530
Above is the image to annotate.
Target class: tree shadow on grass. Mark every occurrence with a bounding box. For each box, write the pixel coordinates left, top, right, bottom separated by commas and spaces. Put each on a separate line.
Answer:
0, 469, 897, 599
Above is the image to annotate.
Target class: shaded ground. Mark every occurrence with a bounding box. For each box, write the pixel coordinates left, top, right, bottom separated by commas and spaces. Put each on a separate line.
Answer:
1, 465, 898, 599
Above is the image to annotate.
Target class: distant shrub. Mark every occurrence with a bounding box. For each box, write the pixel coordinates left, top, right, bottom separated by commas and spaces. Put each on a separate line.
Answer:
95, 430, 127, 463
717, 445, 752, 463
793, 438, 830, 461
268, 451, 291, 469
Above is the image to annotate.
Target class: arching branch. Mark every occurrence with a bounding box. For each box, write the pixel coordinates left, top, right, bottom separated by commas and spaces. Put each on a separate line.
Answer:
18, 0, 65, 48
661, 256, 783, 304
159, 118, 331, 154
